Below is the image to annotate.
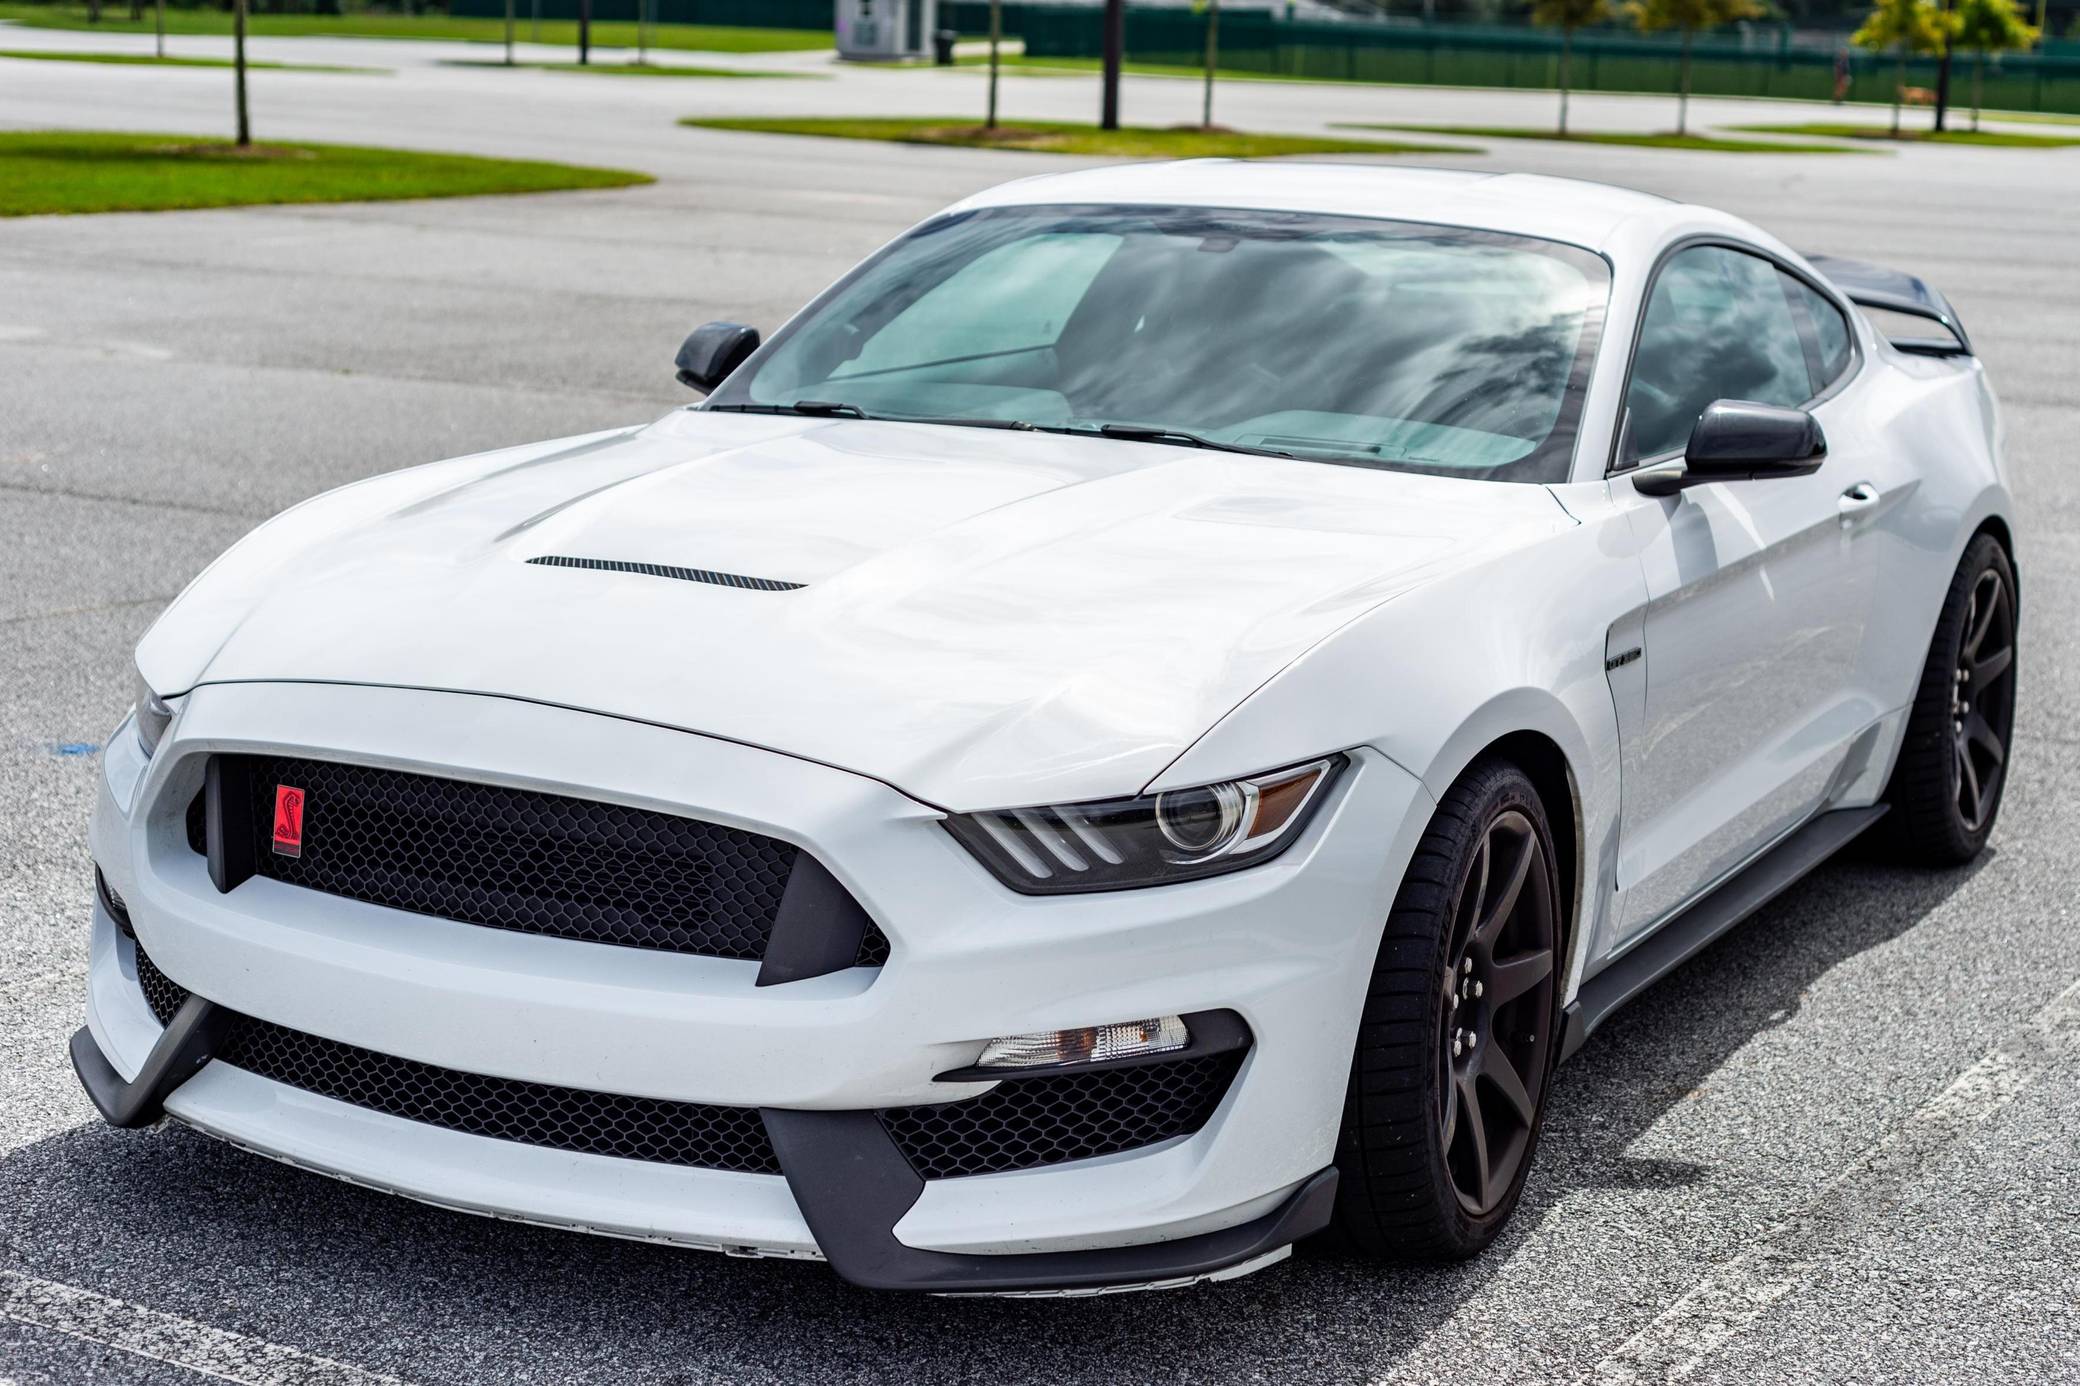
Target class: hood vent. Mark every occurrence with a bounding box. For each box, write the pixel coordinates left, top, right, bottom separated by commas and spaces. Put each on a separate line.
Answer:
526, 555, 805, 592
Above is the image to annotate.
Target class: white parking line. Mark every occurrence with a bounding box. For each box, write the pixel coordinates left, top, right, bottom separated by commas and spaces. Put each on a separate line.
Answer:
1575, 975, 2080, 1385
0, 1270, 408, 1386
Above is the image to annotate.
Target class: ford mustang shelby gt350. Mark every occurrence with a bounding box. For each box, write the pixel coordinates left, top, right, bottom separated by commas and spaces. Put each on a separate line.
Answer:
76, 163, 2017, 1295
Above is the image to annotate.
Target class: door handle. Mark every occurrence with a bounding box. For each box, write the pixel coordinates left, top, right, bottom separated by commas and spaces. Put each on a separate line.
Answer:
1838, 482, 1880, 525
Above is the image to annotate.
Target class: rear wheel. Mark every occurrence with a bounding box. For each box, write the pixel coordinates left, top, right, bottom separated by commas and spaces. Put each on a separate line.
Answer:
1881, 533, 2019, 865
1330, 758, 1562, 1260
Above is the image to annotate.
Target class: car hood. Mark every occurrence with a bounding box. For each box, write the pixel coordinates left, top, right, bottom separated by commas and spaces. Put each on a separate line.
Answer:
148, 411, 1573, 810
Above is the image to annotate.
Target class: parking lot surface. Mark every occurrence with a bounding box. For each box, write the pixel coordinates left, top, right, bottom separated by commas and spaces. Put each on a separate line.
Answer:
2, 33, 2077, 1384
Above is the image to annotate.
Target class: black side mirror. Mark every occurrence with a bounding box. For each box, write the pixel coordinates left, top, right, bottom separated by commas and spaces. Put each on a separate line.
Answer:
675, 322, 760, 394
1633, 400, 1827, 496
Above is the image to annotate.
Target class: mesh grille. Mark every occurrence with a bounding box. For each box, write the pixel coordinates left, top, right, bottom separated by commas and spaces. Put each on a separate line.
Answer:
880, 1053, 1244, 1180
185, 759, 888, 969
134, 947, 190, 1024
130, 947, 780, 1174
526, 555, 804, 592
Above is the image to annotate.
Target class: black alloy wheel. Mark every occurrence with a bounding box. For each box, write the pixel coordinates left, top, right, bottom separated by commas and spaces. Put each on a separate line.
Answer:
1437, 809, 1558, 1217
1951, 565, 2017, 835
1330, 758, 1563, 1260
1882, 532, 2020, 865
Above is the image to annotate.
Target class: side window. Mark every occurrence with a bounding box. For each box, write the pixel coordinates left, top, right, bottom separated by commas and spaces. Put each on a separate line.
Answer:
1788, 275, 1854, 391
834, 233, 1120, 378
1624, 246, 1814, 462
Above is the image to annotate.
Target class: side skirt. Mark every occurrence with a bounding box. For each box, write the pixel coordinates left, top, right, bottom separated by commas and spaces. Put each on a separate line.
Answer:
1559, 804, 1889, 1061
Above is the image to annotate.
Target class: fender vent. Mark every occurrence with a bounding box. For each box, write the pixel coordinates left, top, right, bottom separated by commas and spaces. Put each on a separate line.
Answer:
525, 555, 804, 592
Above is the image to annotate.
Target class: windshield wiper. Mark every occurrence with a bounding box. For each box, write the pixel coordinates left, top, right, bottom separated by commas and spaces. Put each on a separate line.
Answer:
1091, 424, 1293, 459
706, 400, 871, 419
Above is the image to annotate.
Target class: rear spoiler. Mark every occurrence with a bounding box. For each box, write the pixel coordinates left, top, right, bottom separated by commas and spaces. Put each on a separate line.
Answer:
1804, 253, 1972, 358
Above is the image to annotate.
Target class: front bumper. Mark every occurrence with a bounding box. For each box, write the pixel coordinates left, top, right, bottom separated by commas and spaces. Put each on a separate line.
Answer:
83, 681, 1430, 1291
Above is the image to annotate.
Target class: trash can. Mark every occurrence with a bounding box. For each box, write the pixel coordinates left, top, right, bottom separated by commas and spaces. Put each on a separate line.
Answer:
933, 28, 958, 65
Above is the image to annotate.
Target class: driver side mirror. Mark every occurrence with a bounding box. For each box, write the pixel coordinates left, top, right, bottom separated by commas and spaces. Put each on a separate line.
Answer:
1632, 400, 1827, 497
675, 322, 760, 394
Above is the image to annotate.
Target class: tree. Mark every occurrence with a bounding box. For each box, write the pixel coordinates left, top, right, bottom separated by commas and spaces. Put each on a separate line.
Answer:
1852, 0, 1951, 135
1531, 0, 1612, 136
1953, 0, 2037, 128
985, 0, 1002, 130
1626, 0, 1763, 137
1100, 0, 1124, 130
1198, 0, 1221, 129
232, 0, 250, 146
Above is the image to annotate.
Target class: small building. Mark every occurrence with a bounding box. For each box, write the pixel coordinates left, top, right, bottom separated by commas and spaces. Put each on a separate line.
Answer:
835, 0, 940, 60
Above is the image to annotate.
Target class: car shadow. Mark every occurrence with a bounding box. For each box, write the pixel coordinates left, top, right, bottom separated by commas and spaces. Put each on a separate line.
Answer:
0, 851, 1985, 1386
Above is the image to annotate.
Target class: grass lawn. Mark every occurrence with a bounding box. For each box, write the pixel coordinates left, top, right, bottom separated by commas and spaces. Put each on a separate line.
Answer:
0, 4, 829, 52
683, 116, 1478, 158
0, 46, 378, 71
1342, 122, 1866, 153
0, 130, 651, 216
1981, 110, 2080, 125
1728, 121, 2080, 147
440, 57, 809, 77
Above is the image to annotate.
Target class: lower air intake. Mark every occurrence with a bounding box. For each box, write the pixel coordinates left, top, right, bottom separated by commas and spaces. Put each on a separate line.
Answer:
130, 946, 780, 1174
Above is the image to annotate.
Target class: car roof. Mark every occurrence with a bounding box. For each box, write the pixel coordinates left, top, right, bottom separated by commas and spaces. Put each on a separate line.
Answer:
949, 161, 1690, 257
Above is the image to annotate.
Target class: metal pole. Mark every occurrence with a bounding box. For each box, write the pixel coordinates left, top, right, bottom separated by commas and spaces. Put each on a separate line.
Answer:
578, 0, 590, 65
504, 0, 514, 65
233, 0, 250, 146
530, 0, 540, 44
1100, 0, 1124, 130
1201, 0, 1218, 128
154, 0, 164, 59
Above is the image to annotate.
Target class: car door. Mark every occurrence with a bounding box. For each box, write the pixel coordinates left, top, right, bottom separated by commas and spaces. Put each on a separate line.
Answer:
1607, 243, 1884, 944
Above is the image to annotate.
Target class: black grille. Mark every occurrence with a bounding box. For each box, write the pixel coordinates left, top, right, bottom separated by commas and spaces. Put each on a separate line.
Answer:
526, 555, 805, 592
880, 1053, 1245, 1180
131, 947, 780, 1174
185, 758, 887, 969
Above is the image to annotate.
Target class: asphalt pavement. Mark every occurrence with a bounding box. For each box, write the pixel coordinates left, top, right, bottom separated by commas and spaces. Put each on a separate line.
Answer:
2, 29, 2077, 1385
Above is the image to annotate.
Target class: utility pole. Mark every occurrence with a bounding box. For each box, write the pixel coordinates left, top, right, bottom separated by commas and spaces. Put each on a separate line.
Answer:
577, 0, 591, 66
1100, 0, 1124, 130
233, 0, 251, 146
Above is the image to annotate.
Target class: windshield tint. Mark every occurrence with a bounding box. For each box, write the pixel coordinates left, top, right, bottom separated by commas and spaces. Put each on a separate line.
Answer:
710, 204, 1610, 483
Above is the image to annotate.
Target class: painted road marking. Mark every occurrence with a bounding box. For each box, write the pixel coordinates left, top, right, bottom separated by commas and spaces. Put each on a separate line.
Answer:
1576, 975, 2080, 1384
0, 1270, 408, 1386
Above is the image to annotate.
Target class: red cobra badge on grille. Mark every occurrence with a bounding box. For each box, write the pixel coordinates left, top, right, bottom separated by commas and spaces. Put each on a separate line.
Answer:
272, 784, 306, 858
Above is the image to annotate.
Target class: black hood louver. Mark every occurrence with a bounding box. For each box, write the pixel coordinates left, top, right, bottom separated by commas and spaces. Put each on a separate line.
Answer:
525, 555, 804, 592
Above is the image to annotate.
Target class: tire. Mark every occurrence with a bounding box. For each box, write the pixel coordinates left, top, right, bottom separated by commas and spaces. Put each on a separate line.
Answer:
1329, 757, 1563, 1261
1879, 532, 2019, 866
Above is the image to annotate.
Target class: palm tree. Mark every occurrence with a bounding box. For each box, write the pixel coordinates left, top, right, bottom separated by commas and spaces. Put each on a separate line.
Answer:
1627, 0, 1764, 137
1531, 0, 1613, 136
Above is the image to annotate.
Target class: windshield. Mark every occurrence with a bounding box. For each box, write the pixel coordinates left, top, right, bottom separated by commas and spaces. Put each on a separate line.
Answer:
709, 204, 1610, 483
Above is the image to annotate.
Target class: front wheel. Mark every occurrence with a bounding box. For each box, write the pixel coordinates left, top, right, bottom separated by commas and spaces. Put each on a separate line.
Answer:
1329, 758, 1562, 1260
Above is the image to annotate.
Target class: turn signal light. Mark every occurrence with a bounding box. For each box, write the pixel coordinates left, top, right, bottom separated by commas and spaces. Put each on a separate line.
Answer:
974, 1016, 1190, 1070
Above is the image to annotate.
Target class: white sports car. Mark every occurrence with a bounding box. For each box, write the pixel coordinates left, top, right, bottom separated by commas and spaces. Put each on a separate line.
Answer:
76, 163, 2017, 1295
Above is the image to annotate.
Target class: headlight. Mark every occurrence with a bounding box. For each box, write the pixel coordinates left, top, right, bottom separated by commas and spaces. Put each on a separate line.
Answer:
132, 670, 173, 758
943, 754, 1346, 894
